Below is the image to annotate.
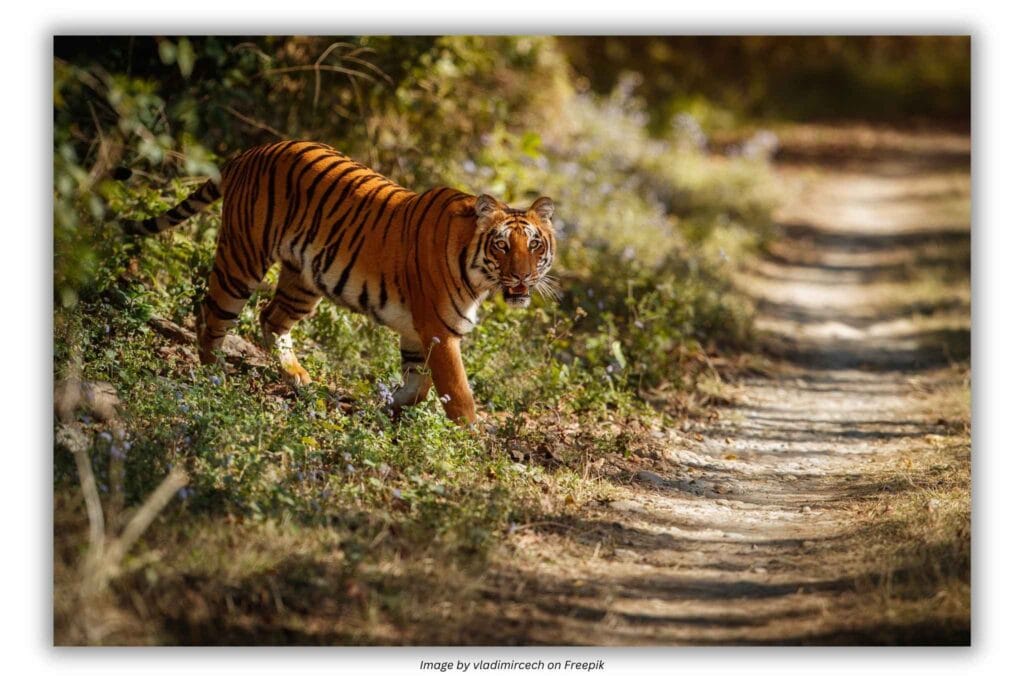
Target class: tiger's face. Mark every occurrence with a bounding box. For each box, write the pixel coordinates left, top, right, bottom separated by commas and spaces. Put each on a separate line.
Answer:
474, 194, 557, 308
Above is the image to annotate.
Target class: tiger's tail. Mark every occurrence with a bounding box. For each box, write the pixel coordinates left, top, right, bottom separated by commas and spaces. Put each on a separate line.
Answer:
121, 178, 222, 236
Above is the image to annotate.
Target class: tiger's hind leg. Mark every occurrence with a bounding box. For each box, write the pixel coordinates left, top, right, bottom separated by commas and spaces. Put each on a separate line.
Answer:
390, 335, 433, 416
198, 251, 263, 365
259, 263, 323, 388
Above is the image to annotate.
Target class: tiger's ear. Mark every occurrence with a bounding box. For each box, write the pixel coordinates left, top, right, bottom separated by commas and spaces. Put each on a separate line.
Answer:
528, 196, 554, 221
475, 194, 504, 221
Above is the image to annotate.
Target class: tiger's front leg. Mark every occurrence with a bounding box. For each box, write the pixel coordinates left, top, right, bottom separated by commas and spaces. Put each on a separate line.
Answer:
423, 334, 476, 425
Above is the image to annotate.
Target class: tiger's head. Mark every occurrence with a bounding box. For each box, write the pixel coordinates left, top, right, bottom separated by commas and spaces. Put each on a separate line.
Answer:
473, 194, 557, 308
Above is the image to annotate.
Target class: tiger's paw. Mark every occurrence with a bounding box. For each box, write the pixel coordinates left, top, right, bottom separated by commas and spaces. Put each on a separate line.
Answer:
280, 359, 313, 389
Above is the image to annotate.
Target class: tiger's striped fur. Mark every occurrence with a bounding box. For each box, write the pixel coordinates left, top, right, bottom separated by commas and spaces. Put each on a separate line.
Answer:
122, 140, 556, 424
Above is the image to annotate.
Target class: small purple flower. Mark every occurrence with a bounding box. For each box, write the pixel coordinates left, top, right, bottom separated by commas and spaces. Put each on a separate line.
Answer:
439, 393, 451, 404
99, 431, 113, 443
210, 374, 223, 387
376, 382, 394, 406
345, 463, 355, 474
430, 336, 440, 346
177, 487, 192, 500
391, 488, 403, 500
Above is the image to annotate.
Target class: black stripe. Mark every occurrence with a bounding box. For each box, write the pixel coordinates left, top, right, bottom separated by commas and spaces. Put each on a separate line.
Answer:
411, 190, 466, 304
318, 174, 381, 261
286, 157, 352, 260
438, 212, 472, 317
324, 168, 375, 220
252, 141, 307, 269
205, 296, 240, 321
285, 280, 320, 300
349, 185, 405, 249
358, 282, 370, 312
331, 234, 367, 298
323, 180, 389, 269
431, 302, 465, 338
378, 189, 413, 243
199, 181, 221, 202
212, 267, 249, 300
274, 286, 316, 308
458, 244, 476, 297
272, 297, 309, 318
378, 274, 388, 310
281, 149, 333, 233
394, 272, 405, 305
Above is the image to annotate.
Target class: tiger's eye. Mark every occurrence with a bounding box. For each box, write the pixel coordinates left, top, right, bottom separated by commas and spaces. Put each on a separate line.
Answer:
494, 240, 508, 251
529, 239, 542, 251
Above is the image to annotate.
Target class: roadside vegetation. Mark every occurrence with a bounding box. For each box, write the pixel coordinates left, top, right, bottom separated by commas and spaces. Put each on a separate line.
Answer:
53, 36, 778, 643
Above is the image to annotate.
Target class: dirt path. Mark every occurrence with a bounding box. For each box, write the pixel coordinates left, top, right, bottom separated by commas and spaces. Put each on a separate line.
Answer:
471, 127, 971, 644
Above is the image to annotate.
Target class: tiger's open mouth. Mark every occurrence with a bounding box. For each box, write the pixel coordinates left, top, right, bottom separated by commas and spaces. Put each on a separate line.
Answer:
502, 283, 531, 308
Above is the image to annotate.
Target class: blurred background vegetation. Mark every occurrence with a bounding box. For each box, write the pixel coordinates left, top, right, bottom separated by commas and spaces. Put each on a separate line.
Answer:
561, 36, 970, 134
52, 35, 970, 644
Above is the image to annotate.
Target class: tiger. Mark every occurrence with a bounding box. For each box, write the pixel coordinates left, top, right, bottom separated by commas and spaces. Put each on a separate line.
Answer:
121, 140, 557, 424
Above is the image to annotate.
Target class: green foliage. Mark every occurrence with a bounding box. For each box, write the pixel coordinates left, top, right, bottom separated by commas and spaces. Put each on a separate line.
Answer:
561, 36, 971, 131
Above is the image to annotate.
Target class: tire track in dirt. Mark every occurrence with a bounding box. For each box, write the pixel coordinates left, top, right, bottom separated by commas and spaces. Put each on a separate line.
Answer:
470, 127, 971, 644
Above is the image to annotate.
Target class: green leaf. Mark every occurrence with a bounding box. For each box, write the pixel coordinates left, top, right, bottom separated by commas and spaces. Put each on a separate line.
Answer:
157, 39, 177, 65
520, 131, 542, 158
611, 340, 627, 369
177, 38, 195, 79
